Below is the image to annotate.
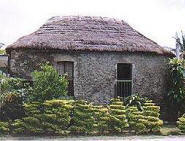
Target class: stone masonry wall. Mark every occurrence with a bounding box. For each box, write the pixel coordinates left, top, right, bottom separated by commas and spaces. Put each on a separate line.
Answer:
9, 50, 169, 105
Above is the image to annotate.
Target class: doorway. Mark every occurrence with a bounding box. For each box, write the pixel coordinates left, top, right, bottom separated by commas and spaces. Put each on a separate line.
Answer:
116, 63, 132, 98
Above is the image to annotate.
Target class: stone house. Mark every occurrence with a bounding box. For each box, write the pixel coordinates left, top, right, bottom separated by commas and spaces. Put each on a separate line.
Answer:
6, 16, 173, 105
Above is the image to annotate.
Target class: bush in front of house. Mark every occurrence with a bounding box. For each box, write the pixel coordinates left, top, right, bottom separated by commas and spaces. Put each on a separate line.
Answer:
167, 58, 185, 120
12, 100, 73, 135
142, 100, 163, 133
31, 63, 68, 102
177, 114, 185, 132
69, 100, 95, 134
125, 99, 163, 134
0, 122, 10, 135
108, 97, 129, 133
0, 93, 25, 121
0, 75, 31, 96
126, 106, 146, 134
0, 97, 163, 136
93, 105, 109, 134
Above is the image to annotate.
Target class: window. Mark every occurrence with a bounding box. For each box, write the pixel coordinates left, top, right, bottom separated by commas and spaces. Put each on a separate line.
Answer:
116, 63, 132, 98
56, 61, 74, 96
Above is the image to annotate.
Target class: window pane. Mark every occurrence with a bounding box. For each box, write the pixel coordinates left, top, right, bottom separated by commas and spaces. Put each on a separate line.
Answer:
65, 62, 73, 80
117, 63, 132, 80
56, 61, 74, 97
57, 62, 65, 75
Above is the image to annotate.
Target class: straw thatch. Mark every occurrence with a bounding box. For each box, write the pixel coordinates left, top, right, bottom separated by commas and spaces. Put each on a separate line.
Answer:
6, 16, 172, 56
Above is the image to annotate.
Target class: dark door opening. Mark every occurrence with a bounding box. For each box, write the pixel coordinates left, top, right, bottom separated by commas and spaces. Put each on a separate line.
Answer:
116, 63, 132, 99
56, 61, 74, 96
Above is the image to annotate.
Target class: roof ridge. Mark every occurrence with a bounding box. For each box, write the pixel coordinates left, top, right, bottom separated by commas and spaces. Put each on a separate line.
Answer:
46, 15, 129, 25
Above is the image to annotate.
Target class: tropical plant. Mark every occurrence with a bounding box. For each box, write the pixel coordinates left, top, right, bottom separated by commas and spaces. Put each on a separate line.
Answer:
31, 63, 68, 102
167, 58, 185, 119
124, 94, 148, 111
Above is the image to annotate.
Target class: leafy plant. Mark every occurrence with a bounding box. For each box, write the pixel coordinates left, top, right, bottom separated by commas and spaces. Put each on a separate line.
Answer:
167, 58, 185, 119
0, 49, 6, 55
108, 97, 128, 133
142, 100, 163, 133
0, 122, 9, 135
177, 114, 185, 132
93, 105, 109, 134
124, 94, 148, 111
0, 93, 25, 121
126, 106, 146, 134
12, 100, 73, 135
0, 76, 32, 103
69, 100, 95, 134
31, 63, 68, 102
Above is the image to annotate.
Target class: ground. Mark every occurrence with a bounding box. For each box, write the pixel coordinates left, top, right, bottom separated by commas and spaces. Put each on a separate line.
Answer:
1, 135, 185, 141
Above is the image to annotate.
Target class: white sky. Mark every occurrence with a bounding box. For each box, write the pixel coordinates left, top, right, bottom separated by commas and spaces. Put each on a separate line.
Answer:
0, 0, 185, 48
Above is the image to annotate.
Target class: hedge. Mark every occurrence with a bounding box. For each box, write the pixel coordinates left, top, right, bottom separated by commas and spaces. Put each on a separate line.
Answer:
12, 100, 73, 135
69, 100, 95, 134
177, 114, 185, 132
0, 98, 163, 136
93, 105, 109, 134
0, 122, 9, 135
126, 106, 146, 134
108, 98, 128, 133
143, 100, 163, 133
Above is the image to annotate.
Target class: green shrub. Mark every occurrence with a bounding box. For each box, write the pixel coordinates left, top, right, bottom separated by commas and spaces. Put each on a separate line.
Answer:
0, 76, 31, 95
108, 97, 128, 133
0, 122, 9, 135
7, 98, 163, 136
0, 50, 6, 55
42, 99, 73, 133
0, 93, 25, 121
0, 76, 32, 104
93, 105, 109, 134
31, 63, 68, 102
177, 114, 185, 132
168, 58, 185, 119
126, 106, 146, 134
12, 100, 73, 135
143, 100, 163, 133
69, 100, 95, 134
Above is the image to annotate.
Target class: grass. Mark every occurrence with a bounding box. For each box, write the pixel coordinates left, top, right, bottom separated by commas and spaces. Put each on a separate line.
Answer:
160, 124, 182, 136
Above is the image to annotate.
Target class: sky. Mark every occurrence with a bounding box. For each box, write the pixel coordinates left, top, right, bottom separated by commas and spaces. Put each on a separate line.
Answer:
0, 0, 185, 48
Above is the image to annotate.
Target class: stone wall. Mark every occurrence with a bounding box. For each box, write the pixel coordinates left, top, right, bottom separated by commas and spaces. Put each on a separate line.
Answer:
9, 49, 169, 105
9, 50, 54, 79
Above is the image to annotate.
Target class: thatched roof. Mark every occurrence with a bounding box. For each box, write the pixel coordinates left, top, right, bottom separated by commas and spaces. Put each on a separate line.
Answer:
6, 16, 173, 56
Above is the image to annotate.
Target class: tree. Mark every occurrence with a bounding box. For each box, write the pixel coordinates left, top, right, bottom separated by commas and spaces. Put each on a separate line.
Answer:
176, 32, 185, 52
31, 63, 68, 102
167, 58, 185, 121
